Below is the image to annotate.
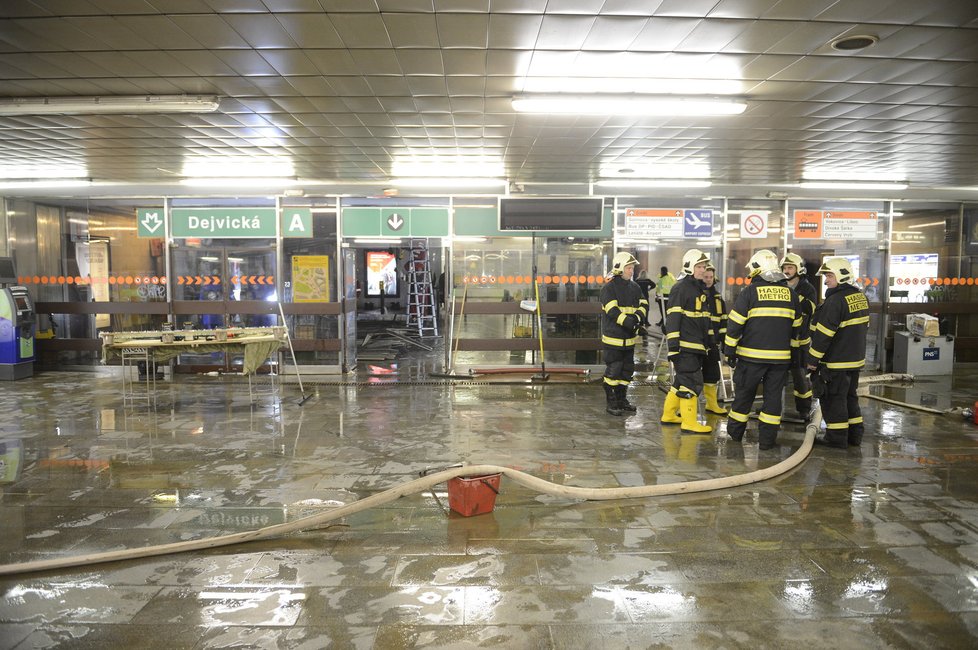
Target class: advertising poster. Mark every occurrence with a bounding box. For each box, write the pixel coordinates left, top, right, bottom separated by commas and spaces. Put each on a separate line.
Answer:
890, 253, 939, 302
366, 251, 398, 296
75, 241, 110, 328
291, 255, 330, 303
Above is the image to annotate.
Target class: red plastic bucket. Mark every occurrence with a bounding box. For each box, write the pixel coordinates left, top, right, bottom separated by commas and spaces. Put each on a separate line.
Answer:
447, 473, 501, 517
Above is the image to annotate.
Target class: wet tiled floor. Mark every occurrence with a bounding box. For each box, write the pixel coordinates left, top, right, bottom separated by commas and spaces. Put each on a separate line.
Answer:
2, 364, 978, 649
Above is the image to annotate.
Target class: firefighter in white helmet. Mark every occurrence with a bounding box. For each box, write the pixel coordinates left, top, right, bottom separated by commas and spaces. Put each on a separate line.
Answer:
781, 252, 818, 420
599, 251, 647, 416
723, 250, 805, 450
807, 257, 869, 448
660, 249, 714, 433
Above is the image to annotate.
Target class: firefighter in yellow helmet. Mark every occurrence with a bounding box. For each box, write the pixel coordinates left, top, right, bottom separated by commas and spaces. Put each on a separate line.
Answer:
723, 250, 806, 450
807, 257, 869, 449
661, 249, 713, 433
599, 251, 647, 416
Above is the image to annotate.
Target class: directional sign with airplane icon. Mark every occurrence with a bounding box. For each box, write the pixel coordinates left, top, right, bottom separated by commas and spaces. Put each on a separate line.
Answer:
683, 210, 713, 238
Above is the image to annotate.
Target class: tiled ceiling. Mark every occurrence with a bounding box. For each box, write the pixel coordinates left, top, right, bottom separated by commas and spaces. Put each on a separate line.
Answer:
1, 0, 978, 194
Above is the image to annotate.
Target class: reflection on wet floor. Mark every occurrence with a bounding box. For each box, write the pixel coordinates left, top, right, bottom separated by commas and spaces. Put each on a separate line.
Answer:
2, 366, 978, 648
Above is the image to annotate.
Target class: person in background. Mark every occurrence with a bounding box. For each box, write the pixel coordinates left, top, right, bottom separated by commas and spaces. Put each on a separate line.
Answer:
723, 250, 805, 450
654, 265, 676, 328
661, 250, 713, 433
807, 257, 870, 449
635, 270, 656, 328
599, 252, 647, 416
781, 252, 817, 420
701, 263, 728, 416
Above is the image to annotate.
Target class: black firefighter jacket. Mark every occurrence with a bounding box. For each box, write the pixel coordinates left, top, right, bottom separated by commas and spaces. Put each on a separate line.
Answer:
706, 285, 727, 349
807, 283, 869, 370
600, 275, 647, 347
724, 276, 805, 364
665, 275, 713, 357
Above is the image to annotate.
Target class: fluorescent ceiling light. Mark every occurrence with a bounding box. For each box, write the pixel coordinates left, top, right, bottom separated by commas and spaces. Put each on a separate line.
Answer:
600, 163, 710, 179
354, 238, 401, 244
180, 177, 299, 188
800, 181, 908, 190
0, 165, 88, 179
0, 95, 220, 116
512, 95, 747, 116
803, 170, 905, 182
391, 178, 507, 188
522, 77, 742, 95
452, 236, 488, 242
0, 179, 91, 189
392, 159, 505, 178
596, 179, 712, 188
182, 157, 294, 178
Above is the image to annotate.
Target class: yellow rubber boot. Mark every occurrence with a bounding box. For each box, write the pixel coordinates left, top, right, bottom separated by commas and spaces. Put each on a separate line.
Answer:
660, 389, 681, 424
703, 384, 728, 415
679, 396, 712, 433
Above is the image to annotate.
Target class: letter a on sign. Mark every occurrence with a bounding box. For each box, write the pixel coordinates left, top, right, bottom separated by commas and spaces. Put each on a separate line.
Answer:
282, 208, 312, 238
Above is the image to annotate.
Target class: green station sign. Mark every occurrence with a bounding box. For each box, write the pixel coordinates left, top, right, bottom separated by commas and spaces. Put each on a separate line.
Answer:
137, 208, 312, 238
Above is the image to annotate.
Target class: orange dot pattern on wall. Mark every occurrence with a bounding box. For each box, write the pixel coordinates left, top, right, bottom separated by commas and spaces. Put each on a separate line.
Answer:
18, 275, 170, 286
462, 274, 605, 285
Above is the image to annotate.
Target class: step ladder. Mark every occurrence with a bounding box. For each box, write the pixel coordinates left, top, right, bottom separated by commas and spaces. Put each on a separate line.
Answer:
405, 239, 439, 337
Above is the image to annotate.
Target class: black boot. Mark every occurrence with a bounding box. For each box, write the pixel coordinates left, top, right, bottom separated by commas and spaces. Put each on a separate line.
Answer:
604, 385, 623, 416
758, 424, 779, 451
848, 424, 864, 447
616, 386, 637, 412
814, 432, 847, 449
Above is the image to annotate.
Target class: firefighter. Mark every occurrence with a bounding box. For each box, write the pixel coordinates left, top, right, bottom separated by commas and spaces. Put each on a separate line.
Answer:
723, 250, 805, 450
781, 252, 817, 420
600, 251, 647, 416
661, 249, 713, 433
701, 262, 728, 415
807, 257, 870, 449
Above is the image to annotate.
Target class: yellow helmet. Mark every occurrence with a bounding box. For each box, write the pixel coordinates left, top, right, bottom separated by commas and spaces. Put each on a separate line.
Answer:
817, 257, 853, 284
746, 249, 779, 278
681, 249, 710, 275
780, 252, 806, 275
611, 251, 639, 275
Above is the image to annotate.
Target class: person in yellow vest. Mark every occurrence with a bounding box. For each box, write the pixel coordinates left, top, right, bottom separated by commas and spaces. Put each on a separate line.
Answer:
660, 250, 713, 433
599, 252, 648, 416
654, 266, 676, 328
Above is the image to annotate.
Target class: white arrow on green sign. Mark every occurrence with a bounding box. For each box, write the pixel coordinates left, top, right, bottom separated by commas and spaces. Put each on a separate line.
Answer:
137, 209, 165, 238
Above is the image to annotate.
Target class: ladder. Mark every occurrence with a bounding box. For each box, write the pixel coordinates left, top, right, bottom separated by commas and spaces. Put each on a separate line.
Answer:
405, 239, 439, 337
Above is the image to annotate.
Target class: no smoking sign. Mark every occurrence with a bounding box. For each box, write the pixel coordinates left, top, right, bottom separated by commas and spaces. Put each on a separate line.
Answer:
739, 210, 769, 239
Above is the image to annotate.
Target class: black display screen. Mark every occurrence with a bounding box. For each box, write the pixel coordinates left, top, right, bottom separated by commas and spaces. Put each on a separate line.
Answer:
499, 198, 604, 231
0, 257, 16, 284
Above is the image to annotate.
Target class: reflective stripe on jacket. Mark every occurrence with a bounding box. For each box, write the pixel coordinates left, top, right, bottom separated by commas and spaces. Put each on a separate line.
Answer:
807, 283, 869, 370
600, 275, 647, 347
665, 275, 712, 357
724, 277, 805, 363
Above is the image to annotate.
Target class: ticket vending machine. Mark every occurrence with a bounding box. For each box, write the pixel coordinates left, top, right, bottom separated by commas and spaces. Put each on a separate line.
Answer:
0, 257, 35, 380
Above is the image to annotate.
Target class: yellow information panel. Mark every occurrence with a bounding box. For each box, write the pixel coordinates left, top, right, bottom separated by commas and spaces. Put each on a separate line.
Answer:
291, 255, 330, 302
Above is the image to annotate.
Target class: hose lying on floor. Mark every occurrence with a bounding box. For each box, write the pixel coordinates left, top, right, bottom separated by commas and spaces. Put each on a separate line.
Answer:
0, 373, 910, 577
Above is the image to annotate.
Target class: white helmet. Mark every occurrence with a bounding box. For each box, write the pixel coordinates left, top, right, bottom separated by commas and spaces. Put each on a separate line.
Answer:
780, 252, 806, 276
611, 251, 639, 275
746, 249, 779, 278
817, 257, 853, 284
681, 249, 710, 275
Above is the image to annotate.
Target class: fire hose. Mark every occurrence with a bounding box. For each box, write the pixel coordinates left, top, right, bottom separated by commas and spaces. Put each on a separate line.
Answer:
0, 373, 911, 577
